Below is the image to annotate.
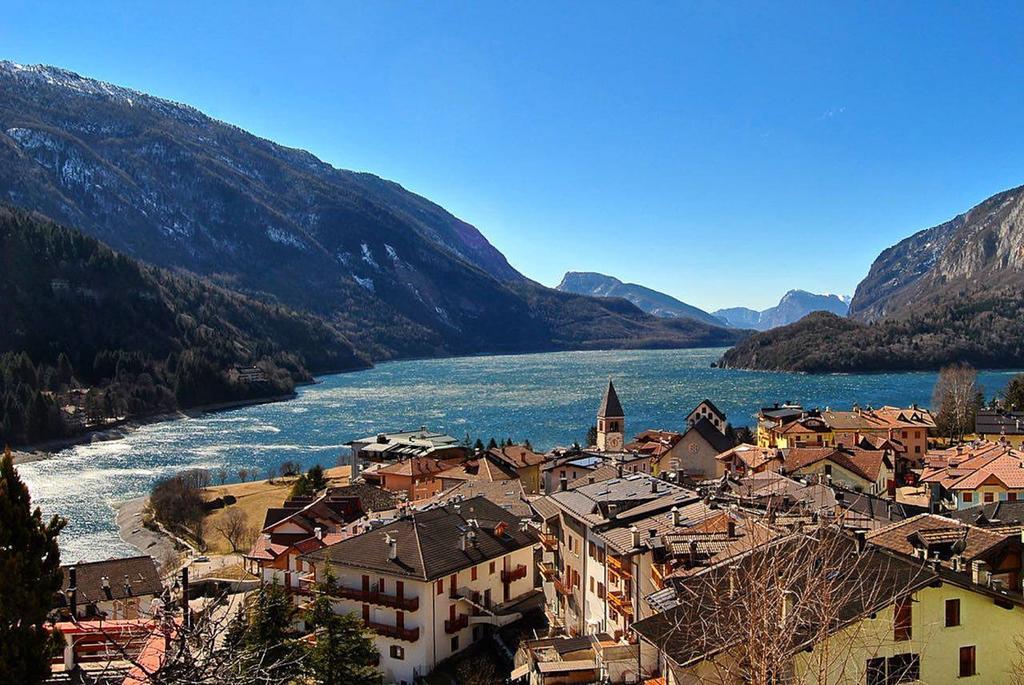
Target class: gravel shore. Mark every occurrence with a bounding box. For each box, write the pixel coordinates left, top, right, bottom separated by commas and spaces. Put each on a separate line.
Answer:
116, 496, 179, 568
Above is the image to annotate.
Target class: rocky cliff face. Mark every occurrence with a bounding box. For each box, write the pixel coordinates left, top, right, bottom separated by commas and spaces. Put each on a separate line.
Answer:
555, 271, 725, 326
849, 185, 1024, 321
0, 62, 741, 359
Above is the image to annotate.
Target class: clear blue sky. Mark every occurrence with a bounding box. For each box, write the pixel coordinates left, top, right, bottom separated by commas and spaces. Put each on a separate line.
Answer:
3, 2, 1024, 310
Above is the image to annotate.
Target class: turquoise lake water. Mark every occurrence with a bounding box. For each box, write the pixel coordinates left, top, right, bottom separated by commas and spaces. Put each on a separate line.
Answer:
18, 347, 1022, 563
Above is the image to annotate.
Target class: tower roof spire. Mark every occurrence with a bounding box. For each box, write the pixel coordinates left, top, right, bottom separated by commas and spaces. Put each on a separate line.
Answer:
598, 379, 624, 418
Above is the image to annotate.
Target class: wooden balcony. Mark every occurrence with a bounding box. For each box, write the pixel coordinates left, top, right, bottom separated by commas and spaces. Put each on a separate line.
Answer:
607, 554, 631, 579
608, 591, 633, 616
553, 576, 572, 597
502, 564, 528, 584
366, 621, 419, 642
540, 532, 559, 551
538, 561, 558, 581
444, 613, 469, 634
651, 563, 665, 590
331, 585, 419, 611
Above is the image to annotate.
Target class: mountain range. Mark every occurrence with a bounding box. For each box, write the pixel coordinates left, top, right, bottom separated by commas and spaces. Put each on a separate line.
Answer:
0, 61, 743, 369
713, 291, 850, 331
721, 184, 1024, 372
555, 272, 724, 326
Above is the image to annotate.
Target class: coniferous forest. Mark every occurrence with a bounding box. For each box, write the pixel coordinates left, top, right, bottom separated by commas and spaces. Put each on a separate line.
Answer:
0, 206, 370, 446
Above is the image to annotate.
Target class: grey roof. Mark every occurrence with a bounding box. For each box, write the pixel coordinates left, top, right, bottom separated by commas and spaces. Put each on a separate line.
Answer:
548, 474, 685, 526
685, 417, 736, 453
598, 380, 624, 418
976, 410, 1024, 436
58, 556, 162, 607
949, 500, 1024, 527
304, 496, 534, 580
437, 480, 533, 519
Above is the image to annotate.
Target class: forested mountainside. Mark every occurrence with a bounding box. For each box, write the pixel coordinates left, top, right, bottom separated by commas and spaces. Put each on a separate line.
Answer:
713, 290, 849, 331
720, 184, 1024, 372
0, 62, 740, 361
0, 207, 369, 446
555, 272, 725, 326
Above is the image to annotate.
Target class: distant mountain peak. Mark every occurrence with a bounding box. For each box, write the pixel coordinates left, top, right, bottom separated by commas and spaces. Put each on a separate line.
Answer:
555, 271, 725, 326
713, 290, 850, 331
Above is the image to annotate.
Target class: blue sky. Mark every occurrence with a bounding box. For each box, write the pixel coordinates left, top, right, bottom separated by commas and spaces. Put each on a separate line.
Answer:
3, 2, 1024, 310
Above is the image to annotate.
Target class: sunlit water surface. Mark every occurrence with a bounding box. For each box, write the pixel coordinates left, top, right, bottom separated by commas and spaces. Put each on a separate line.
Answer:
18, 348, 1020, 562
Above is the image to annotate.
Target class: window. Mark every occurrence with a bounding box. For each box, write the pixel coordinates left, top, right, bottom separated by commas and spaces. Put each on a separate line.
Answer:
866, 657, 886, 685
893, 596, 912, 641
598, 582, 605, 599
489, 561, 496, 575
1011, 492, 1019, 502
963, 492, 974, 503
888, 653, 920, 683
825, 464, 833, 476
390, 645, 405, 660
945, 598, 961, 627
450, 636, 459, 652
471, 566, 477, 581
589, 541, 596, 559
984, 492, 995, 503
436, 579, 444, 596
915, 445, 921, 454
959, 645, 976, 677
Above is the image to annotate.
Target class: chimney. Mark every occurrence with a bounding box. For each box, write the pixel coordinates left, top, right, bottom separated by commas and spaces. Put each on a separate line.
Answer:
727, 519, 736, 538
972, 560, 989, 586
459, 532, 467, 551
854, 530, 866, 553
650, 479, 658, 494
68, 567, 78, 619
649, 528, 657, 539
181, 567, 192, 629
630, 526, 640, 549
588, 476, 595, 485
671, 506, 681, 526
559, 476, 568, 492
386, 534, 398, 561
617, 462, 624, 478
314, 527, 323, 540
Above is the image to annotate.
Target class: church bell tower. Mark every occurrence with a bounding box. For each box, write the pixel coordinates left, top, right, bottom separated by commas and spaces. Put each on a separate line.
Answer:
596, 379, 625, 452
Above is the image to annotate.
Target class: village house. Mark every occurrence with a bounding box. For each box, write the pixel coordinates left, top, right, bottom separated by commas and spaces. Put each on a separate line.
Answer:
976, 409, 1024, 447
363, 455, 464, 501
625, 430, 684, 477
246, 485, 397, 589
541, 451, 607, 495
670, 418, 736, 479
714, 444, 785, 478
632, 515, 1024, 685
488, 443, 547, 493
920, 441, 1024, 510
55, 556, 163, 621
435, 451, 520, 491
781, 445, 896, 496
299, 496, 539, 685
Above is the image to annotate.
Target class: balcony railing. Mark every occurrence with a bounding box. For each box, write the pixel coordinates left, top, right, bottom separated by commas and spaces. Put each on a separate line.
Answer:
608, 591, 633, 616
331, 586, 419, 611
553, 576, 572, 597
538, 561, 558, 581
444, 613, 469, 634
651, 563, 665, 590
607, 554, 631, 579
501, 564, 528, 583
366, 621, 420, 642
540, 533, 559, 551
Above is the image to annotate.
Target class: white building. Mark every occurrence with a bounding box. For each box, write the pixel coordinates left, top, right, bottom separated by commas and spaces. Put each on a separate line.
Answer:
301, 496, 540, 684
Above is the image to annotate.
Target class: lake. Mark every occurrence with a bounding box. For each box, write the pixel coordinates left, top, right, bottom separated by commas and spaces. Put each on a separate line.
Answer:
17, 347, 1020, 563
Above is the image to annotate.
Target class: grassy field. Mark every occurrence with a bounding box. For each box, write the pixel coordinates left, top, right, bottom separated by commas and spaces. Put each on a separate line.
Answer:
201, 465, 350, 555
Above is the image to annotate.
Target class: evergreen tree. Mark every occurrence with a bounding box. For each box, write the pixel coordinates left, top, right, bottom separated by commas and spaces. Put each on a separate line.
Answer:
290, 474, 313, 498
473, 438, 484, 450
305, 571, 381, 685
487, 437, 498, 449
232, 582, 303, 684
307, 463, 327, 491
1004, 374, 1024, 411
0, 446, 66, 684
586, 424, 598, 446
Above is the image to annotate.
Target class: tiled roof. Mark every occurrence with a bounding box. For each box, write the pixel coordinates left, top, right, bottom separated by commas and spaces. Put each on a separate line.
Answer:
488, 445, 547, 469
304, 496, 534, 580
716, 444, 783, 471
436, 454, 519, 483
376, 456, 460, 478
432, 480, 534, 519
950, 501, 1024, 527
783, 446, 890, 483
325, 484, 398, 513
866, 513, 1011, 565
58, 556, 162, 607
919, 442, 1024, 490
977, 410, 1024, 436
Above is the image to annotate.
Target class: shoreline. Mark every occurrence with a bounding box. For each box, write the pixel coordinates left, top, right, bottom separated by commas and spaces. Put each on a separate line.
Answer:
115, 496, 179, 568
12, 392, 299, 465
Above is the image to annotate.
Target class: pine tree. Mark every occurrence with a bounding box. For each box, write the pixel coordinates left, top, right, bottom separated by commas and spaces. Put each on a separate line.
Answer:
305, 571, 381, 685
0, 445, 66, 684
307, 463, 327, 491
233, 582, 302, 684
